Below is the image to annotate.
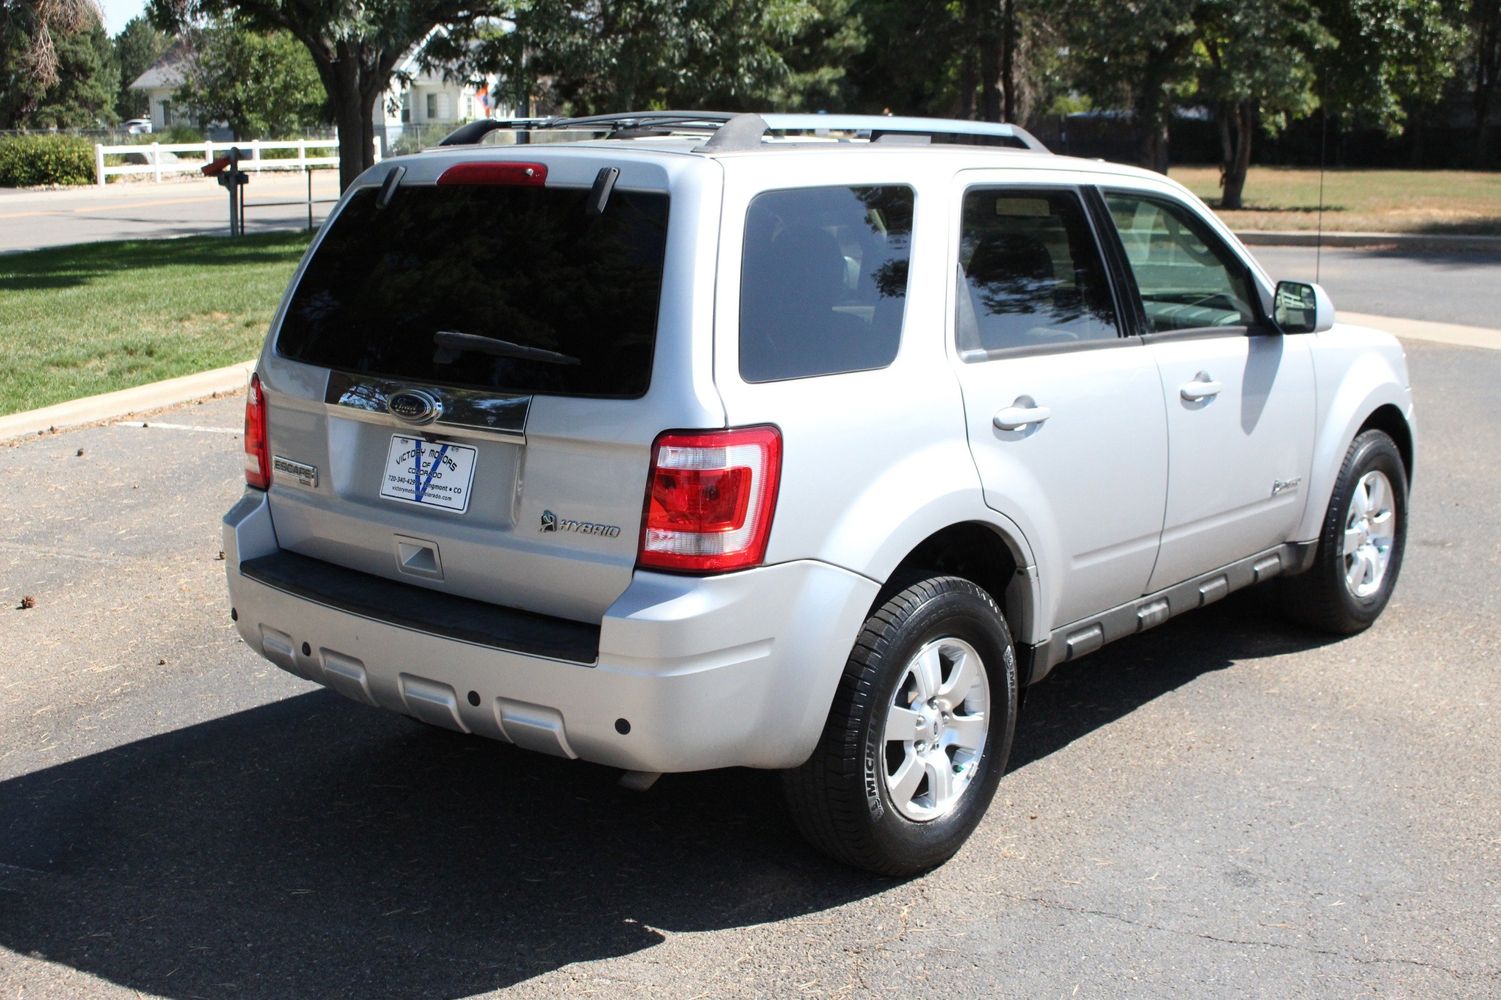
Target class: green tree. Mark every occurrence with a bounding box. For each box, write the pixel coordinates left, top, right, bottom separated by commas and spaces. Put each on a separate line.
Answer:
845, 0, 965, 115
173, 17, 324, 137
1196, 0, 1328, 208
1, 18, 116, 127
1063, 0, 1198, 171
151, 0, 510, 189
492, 0, 802, 115
113, 13, 169, 118
1, 0, 99, 89
1316, 0, 1464, 134
1, 0, 107, 125
769, 0, 864, 111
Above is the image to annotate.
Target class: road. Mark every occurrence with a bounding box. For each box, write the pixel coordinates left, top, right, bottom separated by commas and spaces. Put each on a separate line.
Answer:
0, 172, 342, 252
1, 334, 1498, 998
1251, 245, 1501, 328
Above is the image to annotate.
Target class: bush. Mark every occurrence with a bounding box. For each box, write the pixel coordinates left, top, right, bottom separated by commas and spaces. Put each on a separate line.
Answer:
164, 125, 205, 144
0, 134, 96, 187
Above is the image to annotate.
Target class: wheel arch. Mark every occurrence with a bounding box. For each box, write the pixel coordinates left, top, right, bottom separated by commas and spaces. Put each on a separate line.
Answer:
870, 519, 1041, 671
1295, 357, 1416, 543
1358, 403, 1415, 486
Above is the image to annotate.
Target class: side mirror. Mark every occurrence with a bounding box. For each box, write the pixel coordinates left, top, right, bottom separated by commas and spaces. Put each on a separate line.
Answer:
1274, 280, 1335, 334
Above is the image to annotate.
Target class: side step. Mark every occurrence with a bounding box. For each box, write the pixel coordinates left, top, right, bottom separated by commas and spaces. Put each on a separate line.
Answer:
1029, 541, 1315, 683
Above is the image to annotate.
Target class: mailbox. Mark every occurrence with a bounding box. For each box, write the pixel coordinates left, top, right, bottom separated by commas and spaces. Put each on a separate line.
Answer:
201, 147, 248, 236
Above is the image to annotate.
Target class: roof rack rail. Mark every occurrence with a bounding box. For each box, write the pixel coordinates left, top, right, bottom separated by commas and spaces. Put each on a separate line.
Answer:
436, 110, 1049, 153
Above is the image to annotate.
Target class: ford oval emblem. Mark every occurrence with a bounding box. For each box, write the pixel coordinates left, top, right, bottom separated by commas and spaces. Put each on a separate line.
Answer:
388, 389, 440, 424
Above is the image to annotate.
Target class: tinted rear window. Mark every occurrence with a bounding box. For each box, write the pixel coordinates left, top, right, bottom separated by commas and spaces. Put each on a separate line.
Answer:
276, 181, 669, 398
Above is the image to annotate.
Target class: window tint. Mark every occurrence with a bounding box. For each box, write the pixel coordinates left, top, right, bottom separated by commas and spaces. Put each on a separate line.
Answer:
1104, 192, 1257, 333
276, 183, 668, 398
956, 188, 1119, 359
739, 185, 913, 383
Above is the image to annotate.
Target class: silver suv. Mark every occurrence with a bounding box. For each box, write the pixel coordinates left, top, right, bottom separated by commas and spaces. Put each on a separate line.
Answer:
224, 112, 1414, 875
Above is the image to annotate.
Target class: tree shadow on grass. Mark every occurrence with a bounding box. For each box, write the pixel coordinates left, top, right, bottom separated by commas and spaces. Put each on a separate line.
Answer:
0, 589, 1339, 998
0, 233, 311, 292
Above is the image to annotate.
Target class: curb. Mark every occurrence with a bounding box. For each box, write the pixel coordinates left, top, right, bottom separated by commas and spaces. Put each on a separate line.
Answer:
1235, 230, 1501, 252
0, 360, 253, 442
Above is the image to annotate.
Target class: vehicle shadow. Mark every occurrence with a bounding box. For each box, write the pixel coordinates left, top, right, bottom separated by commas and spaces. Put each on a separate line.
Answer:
0, 589, 1336, 998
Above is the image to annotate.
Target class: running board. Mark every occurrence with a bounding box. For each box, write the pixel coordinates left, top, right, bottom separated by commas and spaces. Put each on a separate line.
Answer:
1026, 541, 1316, 684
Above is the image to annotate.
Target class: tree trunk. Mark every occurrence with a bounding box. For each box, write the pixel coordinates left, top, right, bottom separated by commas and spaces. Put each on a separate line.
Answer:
1218, 100, 1254, 210
325, 46, 382, 191
958, 0, 979, 119
1000, 0, 1017, 123
1476, 1, 1500, 163
1134, 44, 1180, 173
978, 0, 1001, 121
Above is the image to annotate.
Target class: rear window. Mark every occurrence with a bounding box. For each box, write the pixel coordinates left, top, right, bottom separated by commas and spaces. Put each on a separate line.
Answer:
276, 180, 669, 398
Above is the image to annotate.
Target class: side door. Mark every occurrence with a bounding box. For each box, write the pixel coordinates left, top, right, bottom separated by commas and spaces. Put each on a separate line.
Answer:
949, 183, 1168, 631
1099, 189, 1315, 592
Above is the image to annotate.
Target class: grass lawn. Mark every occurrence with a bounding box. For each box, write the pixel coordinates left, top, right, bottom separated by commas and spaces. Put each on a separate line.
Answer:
0, 232, 311, 416
1171, 166, 1501, 235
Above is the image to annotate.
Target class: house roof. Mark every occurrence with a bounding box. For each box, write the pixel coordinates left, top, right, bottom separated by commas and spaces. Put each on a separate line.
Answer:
129, 42, 191, 92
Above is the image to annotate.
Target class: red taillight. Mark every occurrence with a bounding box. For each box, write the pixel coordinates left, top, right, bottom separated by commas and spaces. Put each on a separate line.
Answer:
436, 162, 547, 186
639, 426, 782, 573
244, 372, 270, 490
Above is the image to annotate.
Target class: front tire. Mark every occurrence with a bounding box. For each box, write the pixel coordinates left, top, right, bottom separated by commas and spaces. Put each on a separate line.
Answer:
1283, 429, 1408, 634
783, 575, 1017, 876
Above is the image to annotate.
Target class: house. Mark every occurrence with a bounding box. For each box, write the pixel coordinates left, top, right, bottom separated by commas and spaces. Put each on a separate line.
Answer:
375, 43, 518, 154
128, 43, 199, 134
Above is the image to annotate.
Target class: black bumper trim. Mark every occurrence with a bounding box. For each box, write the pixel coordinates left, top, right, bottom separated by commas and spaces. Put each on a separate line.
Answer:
239, 550, 600, 664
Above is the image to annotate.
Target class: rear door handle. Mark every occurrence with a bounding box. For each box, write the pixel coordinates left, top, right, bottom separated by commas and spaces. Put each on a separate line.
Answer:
993, 399, 1052, 431
1179, 372, 1222, 401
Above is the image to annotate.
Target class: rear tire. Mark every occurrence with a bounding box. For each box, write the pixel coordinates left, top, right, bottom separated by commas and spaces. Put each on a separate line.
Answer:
783, 575, 1017, 876
1283, 429, 1408, 634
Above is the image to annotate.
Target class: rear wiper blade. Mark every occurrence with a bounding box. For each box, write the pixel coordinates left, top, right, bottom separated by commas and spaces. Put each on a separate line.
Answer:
433, 330, 580, 366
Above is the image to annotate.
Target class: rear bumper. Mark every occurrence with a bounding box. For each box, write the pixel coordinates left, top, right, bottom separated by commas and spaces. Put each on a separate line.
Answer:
224, 491, 877, 772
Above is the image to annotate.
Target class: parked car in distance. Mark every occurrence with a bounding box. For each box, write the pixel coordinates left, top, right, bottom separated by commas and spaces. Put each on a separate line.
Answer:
224, 112, 1414, 875
123, 118, 152, 135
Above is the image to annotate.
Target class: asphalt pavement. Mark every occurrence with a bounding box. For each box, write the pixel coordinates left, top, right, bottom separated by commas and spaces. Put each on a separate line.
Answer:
0, 335, 1498, 998
1250, 245, 1501, 328
0, 172, 342, 252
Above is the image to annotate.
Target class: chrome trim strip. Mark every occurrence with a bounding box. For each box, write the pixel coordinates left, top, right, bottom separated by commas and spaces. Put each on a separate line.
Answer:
325, 372, 529, 441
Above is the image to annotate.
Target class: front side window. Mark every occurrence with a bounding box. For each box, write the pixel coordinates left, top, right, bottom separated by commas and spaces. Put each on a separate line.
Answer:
739, 185, 913, 383
1104, 192, 1258, 333
956, 187, 1119, 358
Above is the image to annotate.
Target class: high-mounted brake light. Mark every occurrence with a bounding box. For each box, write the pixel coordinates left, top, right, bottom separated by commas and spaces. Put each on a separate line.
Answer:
639, 426, 782, 573
244, 372, 270, 490
436, 162, 548, 187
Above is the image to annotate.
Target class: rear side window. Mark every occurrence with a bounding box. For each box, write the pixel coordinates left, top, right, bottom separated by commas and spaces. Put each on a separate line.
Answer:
276, 182, 669, 398
739, 185, 913, 383
956, 188, 1119, 358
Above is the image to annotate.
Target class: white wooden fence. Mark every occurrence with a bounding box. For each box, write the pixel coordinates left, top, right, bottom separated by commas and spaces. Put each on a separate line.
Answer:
93, 138, 359, 186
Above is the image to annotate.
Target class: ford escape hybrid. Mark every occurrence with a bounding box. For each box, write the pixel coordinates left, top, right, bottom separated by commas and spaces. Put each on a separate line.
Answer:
224, 112, 1415, 875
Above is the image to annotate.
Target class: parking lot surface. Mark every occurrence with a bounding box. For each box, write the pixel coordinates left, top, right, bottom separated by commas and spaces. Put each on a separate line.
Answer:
0, 338, 1497, 999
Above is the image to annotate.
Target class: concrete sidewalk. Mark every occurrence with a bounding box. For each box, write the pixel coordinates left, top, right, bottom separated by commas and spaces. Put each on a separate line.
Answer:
1, 313, 1494, 445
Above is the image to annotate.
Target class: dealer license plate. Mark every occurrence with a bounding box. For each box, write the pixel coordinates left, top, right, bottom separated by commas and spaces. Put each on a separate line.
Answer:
379, 435, 477, 513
